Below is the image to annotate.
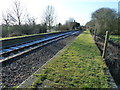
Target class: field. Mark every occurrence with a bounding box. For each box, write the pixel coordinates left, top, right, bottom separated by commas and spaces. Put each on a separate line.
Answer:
30, 30, 109, 88
109, 35, 120, 43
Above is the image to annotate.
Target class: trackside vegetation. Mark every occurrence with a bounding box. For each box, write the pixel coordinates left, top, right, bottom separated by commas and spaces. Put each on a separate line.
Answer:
109, 35, 120, 43
31, 30, 109, 88
0, 31, 57, 40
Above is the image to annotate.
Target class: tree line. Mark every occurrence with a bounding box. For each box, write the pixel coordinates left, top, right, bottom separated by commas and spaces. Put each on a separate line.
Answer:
2, 0, 80, 37
86, 8, 119, 35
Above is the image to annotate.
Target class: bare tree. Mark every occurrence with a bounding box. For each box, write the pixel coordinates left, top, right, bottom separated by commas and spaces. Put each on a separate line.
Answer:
2, 0, 28, 37
2, 11, 16, 25
2, 12, 11, 25
2, 10, 17, 36
26, 14, 36, 25
9, 0, 26, 25
42, 5, 56, 32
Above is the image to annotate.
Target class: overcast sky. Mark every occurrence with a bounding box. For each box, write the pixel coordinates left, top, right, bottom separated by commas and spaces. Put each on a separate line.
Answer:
0, 0, 119, 25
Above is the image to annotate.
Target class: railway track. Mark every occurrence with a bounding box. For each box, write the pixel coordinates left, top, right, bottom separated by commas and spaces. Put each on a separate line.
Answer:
0, 30, 80, 63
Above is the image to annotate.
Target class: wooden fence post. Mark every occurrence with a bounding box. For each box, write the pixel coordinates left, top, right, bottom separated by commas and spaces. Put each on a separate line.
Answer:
102, 31, 109, 59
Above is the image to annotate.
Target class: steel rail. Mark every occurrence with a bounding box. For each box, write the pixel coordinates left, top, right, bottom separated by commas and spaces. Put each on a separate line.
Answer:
0, 31, 80, 62
1, 32, 71, 55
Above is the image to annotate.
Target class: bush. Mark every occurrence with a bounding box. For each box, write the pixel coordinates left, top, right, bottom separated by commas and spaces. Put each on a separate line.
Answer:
2, 24, 47, 38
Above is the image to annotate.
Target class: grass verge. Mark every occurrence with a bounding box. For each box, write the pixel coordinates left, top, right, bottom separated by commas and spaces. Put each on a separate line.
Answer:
31, 30, 109, 88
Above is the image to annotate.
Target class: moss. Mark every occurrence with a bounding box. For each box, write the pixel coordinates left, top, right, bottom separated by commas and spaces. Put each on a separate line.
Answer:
31, 30, 109, 88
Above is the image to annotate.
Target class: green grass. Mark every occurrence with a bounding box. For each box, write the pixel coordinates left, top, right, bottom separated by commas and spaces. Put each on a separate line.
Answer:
109, 35, 120, 43
0, 34, 39, 40
0, 31, 58, 40
12, 86, 18, 88
31, 30, 109, 88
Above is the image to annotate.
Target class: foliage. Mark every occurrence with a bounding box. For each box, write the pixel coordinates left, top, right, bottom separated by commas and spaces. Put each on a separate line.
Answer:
56, 18, 81, 31
65, 18, 80, 30
86, 8, 118, 35
1, 24, 47, 38
31, 30, 109, 88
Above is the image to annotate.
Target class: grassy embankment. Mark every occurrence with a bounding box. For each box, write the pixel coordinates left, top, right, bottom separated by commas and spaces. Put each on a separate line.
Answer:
109, 35, 120, 43
31, 30, 109, 88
